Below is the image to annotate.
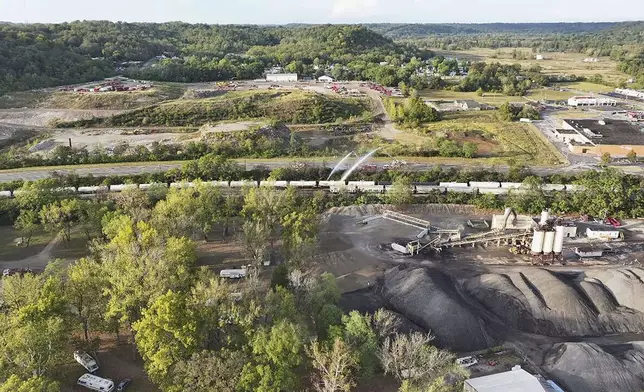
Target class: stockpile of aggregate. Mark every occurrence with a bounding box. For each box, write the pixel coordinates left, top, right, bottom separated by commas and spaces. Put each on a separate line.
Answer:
464, 268, 644, 337
381, 266, 493, 351
544, 342, 644, 392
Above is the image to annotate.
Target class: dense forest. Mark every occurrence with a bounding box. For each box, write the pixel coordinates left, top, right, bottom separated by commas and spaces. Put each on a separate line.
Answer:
0, 22, 426, 94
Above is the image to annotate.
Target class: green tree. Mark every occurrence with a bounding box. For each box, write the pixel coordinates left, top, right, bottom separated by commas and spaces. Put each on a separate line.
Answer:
627, 149, 637, 163
133, 291, 201, 384
170, 349, 248, 392
240, 321, 305, 392
387, 176, 414, 205
0, 375, 60, 392
601, 152, 612, 165
66, 258, 108, 341
476, 87, 484, 97
39, 199, 83, 243
340, 311, 379, 379
462, 142, 478, 158
14, 209, 40, 246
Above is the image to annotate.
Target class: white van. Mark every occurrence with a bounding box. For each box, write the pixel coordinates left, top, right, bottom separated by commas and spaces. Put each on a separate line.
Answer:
77, 373, 114, 392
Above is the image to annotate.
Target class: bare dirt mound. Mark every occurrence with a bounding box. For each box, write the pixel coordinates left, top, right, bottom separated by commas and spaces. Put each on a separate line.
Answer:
381, 265, 494, 352
464, 269, 644, 337
544, 342, 644, 392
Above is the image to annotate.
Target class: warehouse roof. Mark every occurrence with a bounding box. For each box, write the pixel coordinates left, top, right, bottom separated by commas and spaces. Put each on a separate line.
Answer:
465, 368, 546, 392
563, 119, 644, 146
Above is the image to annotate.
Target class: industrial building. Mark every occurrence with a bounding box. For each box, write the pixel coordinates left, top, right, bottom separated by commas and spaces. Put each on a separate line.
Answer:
553, 119, 644, 157
567, 96, 616, 107
615, 88, 644, 100
586, 227, 623, 241
265, 73, 298, 82
463, 367, 547, 392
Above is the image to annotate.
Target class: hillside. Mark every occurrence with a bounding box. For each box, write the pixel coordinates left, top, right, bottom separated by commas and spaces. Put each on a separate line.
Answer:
368, 22, 619, 39
56, 90, 370, 128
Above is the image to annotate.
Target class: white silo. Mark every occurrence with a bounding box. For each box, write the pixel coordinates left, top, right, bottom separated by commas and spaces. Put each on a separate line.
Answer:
531, 231, 545, 254
554, 226, 565, 255
540, 210, 550, 225
543, 231, 556, 254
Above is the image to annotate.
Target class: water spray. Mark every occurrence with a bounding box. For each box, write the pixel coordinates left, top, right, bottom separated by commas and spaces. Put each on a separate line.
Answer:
340, 148, 380, 182
327, 151, 355, 180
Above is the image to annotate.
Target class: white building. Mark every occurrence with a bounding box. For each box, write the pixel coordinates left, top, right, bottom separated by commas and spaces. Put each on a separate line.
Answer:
567, 96, 617, 107
536, 55, 544, 60
266, 73, 298, 83
586, 227, 623, 240
616, 88, 644, 100
463, 367, 546, 392
318, 75, 334, 83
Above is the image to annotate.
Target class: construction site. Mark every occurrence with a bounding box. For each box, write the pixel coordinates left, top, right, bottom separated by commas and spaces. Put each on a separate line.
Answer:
312, 204, 644, 392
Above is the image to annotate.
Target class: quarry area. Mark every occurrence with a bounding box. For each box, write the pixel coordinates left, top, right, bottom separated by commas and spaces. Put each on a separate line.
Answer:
315, 204, 644, 392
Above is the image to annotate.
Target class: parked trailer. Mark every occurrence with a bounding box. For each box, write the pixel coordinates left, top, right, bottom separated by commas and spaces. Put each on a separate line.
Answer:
74, 351, 99, 372
77, 373, 114, 392
220, 268, 247, 279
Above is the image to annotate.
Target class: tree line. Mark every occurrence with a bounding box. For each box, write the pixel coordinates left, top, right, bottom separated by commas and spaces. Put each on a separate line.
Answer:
0, 178, 467, 392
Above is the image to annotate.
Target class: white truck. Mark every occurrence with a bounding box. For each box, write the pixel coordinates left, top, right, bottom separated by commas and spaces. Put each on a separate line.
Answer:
77, 373, 114, 392
74, 351, 99, 372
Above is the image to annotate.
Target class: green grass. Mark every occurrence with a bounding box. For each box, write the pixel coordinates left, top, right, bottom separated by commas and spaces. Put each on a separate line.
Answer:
0, 226, 54, 261
56, 90, 371, 128
525, 88, 575, 101
558, 81, 615, 93
433, 48, 629, 85
550, 109, 600, 119
418, 111, 566, 166
418, 89, 523, 106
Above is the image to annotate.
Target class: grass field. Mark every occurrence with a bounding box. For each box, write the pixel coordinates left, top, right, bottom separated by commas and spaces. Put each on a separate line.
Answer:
50, 230, 91, 260
550, 109, 601, 119
433, 48, 628, 85
525, 88, 575, 101
557, 81, 615, 94
418, 111, 566, 166
0, 226, 53, 261
418, 89, 523, 106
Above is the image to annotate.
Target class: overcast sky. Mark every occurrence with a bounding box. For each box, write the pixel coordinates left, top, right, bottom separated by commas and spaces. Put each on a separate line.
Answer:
1, 0, 643, 24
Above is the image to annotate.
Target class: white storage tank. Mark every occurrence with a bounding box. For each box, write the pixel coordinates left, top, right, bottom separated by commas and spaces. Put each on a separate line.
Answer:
260, 181, 288, 188
540, 210, 550, 225
531, 231, 545, 254
209, 181, 230, 187
554, 226, 565, 254
347, 181, 376, 188
230, 181, 256, 188
543, 231, 556, 254
289, 181, 317, 188
501, 182, 524, 189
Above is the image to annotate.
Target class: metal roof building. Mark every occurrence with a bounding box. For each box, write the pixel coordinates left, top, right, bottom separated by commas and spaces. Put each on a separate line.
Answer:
463, 367, 547, 392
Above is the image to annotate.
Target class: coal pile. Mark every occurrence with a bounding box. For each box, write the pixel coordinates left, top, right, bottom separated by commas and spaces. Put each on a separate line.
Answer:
381, 266, 493, 351
545, 342, 644, 392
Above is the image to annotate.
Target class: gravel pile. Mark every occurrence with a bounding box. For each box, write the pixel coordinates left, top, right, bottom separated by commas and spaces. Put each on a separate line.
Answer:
544, 342, 644, 392
464, 269, 644, 337
382, 265, 493, 351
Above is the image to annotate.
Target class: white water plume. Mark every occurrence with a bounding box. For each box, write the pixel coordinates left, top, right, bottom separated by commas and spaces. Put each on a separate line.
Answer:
340, 148, 380, 182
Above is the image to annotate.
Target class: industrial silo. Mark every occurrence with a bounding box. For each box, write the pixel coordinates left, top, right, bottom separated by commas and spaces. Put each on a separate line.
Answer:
543, 231, 556, 254
531, 231, 545, 255
554, 226, 565, 255
540, 210, 550, 225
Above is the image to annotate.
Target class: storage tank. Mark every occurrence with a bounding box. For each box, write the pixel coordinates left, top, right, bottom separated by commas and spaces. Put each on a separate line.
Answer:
554, 226, 565, 254
543, 231, 556, 254
540, 210, 550, 225
531, 231, 546, 254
